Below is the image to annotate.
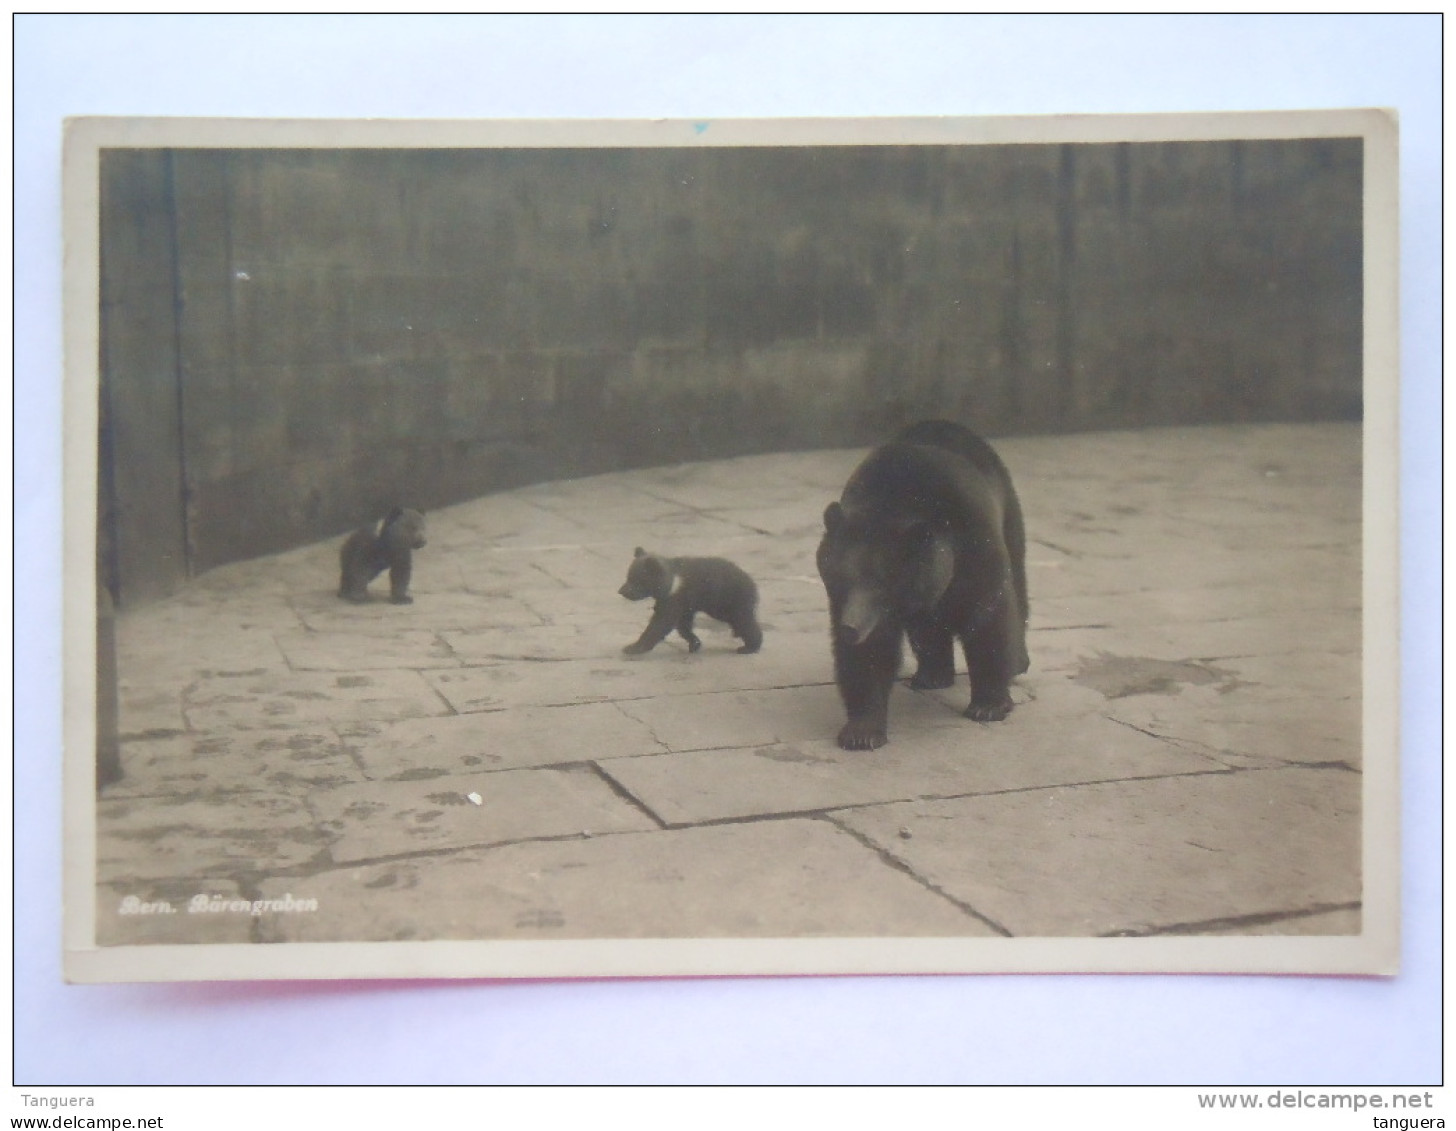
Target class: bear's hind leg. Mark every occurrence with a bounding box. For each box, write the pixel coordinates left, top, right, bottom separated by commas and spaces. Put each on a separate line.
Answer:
339, 582, 371, 603
339, 562, 379, 603
907, 622, 956, 690
960, 620, 1016, 723
388, 556, 414, 604
676, 610, 702, 653
338, 532, 376, 602
732, 612, 762, 654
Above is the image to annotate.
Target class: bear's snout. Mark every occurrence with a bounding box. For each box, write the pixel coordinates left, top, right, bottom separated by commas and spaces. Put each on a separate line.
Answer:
837, 590, 884, 645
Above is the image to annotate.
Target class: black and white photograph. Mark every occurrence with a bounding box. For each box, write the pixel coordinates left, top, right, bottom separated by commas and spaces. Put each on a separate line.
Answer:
65, 110, 1397, 983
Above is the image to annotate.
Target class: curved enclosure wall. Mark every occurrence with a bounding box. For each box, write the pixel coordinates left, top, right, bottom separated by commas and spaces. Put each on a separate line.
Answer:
98, 139, 1362, 606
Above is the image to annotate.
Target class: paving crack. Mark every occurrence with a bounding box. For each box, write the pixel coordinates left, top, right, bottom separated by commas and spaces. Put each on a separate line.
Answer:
330, 722, 373, 780
588, 761, 670, 829
821, 814, 1013, 937
606, 700, 670, 753
419, 673, 461, 717
827, 766, 1244, 813
245, 826, 655, 881
1102, 901, 1361, 937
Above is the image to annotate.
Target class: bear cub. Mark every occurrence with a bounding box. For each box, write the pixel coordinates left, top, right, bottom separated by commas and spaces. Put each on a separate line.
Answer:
338, 507, 428, 605
817, 419, 1029, 750
619, 548, 763, 655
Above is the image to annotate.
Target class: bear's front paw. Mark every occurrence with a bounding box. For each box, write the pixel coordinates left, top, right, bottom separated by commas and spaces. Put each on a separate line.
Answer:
964, 696, 1013, 722
389, 594, 414, 605
908, 669, 955, 690
622, 642, 652, 655
837, 718, 888, 750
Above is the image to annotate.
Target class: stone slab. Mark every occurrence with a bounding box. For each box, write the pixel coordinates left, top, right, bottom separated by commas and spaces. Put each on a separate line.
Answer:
115, 621, 289, 686
310, 765, 659, 863
614, 683, 962, 754
1102, 612, 1360, 664
291, 589, 545, 634
522, 546, 634, 591
1025, 613, 1358, 678
116, 683, 188, 739
443, 623, 620, 664
97, 792, 326, 884
1024, 543, 1359, 603
636, 449, 862, 495
468, 527, 626, 562
104, 727, 364, 798
1033, 578, 1359, 633
631, 461, 850, 510
428, 491, 576, 541
934, 663, 1356, 771
273, 629, 462, 671
1219, 650, 1363, 698
512, 475, 682, 518
832, 765, 1361, 937
117, 591, 306, 635
1104, 689, 1360, 768
707, 503, 827, 539
599, 710, 1217, 827
183, 669, 450, 731
256, 819, 990, 942
187, 543, 341, 602
340, 702, 667, 778
423, 631, 834, 713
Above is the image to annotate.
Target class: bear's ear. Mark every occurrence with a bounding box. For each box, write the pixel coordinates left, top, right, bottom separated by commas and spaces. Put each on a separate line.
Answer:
633, 547, 646, 558
823, 503, 845, 534
384, 507, 404, 525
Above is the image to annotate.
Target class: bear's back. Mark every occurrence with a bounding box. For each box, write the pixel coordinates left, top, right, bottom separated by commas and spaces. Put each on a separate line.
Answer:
841, 440, 1000, 533
895, 420, 1015, 496
670, 557, 757, 619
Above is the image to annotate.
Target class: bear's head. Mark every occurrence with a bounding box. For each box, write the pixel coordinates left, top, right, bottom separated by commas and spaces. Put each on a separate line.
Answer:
618, 547, 672, 602
817, 503, 954, 646
382, 508, 428, 550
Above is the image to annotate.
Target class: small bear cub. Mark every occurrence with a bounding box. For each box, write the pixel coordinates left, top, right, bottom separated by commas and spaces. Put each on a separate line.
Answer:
618, 548, 763, 655
338, 507, 428, 605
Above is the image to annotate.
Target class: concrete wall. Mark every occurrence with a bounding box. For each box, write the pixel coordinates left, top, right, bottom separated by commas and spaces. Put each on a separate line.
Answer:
98, 138, 1362, 604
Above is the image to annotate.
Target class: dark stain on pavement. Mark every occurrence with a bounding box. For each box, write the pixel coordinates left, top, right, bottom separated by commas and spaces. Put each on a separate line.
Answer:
388, 767, 450, 781
1074, 654, 1236, 699
119, 728, 188, 743
754, 744, 834, 765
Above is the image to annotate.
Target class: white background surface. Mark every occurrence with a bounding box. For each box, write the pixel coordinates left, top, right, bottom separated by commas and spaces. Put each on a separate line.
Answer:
13, 13, 1441, 1085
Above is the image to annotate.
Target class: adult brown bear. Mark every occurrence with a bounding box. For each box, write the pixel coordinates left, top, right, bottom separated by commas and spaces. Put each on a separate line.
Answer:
816, 420, 1028, 750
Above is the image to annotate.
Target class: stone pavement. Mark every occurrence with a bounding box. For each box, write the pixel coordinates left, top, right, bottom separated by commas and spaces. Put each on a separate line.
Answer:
94, 423, 1363, 946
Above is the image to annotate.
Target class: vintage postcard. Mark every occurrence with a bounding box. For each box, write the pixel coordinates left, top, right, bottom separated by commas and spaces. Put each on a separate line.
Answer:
63, 110, 1399, 982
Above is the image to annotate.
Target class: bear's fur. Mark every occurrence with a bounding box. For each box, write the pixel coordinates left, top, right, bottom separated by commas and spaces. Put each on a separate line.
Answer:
338, 507, 428, 604
816, 420, 1028, 750
619, 548, 763, 655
